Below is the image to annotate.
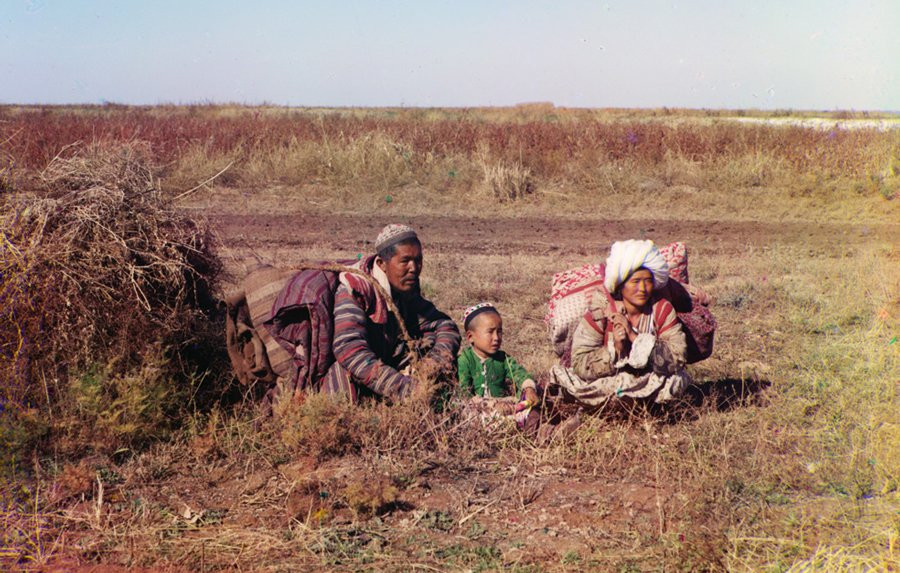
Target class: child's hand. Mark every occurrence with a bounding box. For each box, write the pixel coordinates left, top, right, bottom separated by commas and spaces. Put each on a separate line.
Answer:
523, 387, 540, 407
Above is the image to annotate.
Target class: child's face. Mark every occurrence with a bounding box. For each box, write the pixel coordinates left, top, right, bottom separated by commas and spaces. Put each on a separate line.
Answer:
466, 312, 503, 358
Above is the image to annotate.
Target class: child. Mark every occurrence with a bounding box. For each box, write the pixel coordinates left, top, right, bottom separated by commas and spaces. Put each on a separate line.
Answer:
457, 303, 540, 426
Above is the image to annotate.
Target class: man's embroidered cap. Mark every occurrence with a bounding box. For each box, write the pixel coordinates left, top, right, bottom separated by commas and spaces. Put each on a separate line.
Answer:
375, 224, 418, 254
462, 302, 498, 329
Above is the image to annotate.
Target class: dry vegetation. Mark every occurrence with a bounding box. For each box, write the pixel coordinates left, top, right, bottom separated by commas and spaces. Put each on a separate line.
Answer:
1, 142, 225, 465
0, 104, 897, 572
1, 104, 897, 196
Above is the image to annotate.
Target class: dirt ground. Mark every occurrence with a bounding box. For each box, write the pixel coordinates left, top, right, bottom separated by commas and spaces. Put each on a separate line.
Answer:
208, 212, 891, 260
31, 196, 896, 572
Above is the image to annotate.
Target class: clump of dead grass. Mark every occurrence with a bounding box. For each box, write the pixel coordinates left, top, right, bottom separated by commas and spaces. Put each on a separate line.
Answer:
0, 142, 223, 457
479, 147, 535, 202
318, 132, 417, 190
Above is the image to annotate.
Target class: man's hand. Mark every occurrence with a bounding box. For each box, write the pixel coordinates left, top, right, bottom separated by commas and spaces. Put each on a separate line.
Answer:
412, 357, 441, 383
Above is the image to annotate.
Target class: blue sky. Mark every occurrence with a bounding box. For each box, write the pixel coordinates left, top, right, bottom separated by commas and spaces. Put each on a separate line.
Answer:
2, 0, 897, 110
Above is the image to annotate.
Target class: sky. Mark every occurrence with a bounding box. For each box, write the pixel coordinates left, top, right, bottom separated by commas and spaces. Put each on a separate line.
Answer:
1, 0, 897, 110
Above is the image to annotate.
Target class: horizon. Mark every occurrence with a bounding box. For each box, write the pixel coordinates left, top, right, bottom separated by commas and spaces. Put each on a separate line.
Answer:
3, 101, 899, 115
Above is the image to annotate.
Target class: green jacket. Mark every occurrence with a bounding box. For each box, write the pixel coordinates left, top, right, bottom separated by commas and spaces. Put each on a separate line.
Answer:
457, 347, 533, 398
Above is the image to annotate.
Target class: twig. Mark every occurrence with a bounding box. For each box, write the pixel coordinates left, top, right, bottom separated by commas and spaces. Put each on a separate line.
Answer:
410, 564, 445, 572
457, 498, 500, 526
539, 189, 572, 198
40, 370, 53, 419
173, 160, 235, 201
604, 171, 617, 195
94, 474, 104, 526
0, 126, 24, 148
39, 141, 83, 180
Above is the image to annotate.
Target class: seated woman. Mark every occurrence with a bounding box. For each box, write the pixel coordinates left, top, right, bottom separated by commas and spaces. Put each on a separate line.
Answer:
549, 240, 690, 406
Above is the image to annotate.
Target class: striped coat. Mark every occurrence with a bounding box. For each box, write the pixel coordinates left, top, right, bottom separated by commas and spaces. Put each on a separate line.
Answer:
323, 256, 460, 401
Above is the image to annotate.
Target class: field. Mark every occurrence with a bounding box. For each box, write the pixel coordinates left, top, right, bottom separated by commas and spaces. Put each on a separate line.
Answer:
1, 105, 898, 571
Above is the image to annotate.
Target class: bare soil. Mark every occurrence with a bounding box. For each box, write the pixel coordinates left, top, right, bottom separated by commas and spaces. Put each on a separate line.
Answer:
209, 212, 892, 258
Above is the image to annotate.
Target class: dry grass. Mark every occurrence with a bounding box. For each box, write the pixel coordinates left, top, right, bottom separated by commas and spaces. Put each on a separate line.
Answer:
0, 106, 897, 571
85, 237, 885, 571
1, 105, 896, 180
2, 105, 896, 228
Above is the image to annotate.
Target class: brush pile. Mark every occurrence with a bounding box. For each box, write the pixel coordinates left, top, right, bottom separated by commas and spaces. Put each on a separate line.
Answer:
0, 142, 223, 451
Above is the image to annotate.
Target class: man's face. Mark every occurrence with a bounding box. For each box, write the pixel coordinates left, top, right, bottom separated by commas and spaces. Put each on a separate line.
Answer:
377, 241, 423, 294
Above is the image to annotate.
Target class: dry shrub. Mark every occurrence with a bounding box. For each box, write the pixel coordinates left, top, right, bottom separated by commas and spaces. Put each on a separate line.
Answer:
241, 138, 322, 185
0, 142, 223, 457
342, 476, 399, 517
566, 158, 640, 196
238, 131, 419, 191
276, 393, 378, 460
69, 349, 186, 447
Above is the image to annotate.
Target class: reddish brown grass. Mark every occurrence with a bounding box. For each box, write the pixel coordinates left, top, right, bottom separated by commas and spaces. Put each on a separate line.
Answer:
0, 105, 892, 178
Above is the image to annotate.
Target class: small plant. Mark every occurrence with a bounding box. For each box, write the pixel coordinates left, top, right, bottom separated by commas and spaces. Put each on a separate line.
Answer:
342, 477, 399, 518
421, 509, 455, 531
69, 351, 187, 447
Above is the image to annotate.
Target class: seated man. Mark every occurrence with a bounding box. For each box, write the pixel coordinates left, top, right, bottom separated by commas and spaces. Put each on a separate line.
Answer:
321, 224, 461, 402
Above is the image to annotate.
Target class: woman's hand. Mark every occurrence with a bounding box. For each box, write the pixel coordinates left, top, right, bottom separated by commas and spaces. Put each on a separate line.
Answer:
608, 312, 631, 357
687, 284, 713, 306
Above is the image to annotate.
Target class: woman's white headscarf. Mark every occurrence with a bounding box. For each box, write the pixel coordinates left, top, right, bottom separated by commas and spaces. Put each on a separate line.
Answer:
604, 239, 669, 294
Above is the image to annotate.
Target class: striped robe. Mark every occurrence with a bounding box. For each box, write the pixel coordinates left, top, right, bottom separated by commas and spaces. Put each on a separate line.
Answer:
550, 291, 690, 405
322, 256, 460, 402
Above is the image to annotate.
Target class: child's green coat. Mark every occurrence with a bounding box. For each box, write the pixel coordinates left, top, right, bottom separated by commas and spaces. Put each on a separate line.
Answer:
457, 347, 532, 397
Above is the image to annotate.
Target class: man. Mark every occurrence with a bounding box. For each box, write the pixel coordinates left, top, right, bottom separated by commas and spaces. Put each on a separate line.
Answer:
321, 224, 460, 402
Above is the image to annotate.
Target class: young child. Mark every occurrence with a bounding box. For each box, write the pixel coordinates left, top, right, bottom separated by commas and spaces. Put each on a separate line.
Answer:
457, 303, 540, 425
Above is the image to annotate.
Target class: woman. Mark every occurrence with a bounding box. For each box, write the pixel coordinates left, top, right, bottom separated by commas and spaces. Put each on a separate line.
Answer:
549, 240, 690, 405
